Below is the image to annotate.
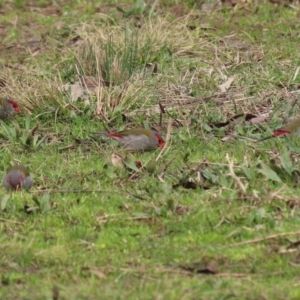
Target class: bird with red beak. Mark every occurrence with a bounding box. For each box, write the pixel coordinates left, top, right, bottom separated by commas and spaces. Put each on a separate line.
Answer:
257, 118, 300, 142
3, 165, 33, 191
0, 99, 21, 119
93, 128, 165, 151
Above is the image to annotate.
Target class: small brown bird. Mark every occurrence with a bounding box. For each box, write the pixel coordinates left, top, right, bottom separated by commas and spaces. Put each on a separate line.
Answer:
3, 165, 33, 191
93, 128, 165, 151
257, 118, 300, 142
0, 99, 21, 119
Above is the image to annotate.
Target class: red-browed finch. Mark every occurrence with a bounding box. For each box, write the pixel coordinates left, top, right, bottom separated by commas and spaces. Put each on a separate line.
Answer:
94, 128, 165, 151
3, 165, 33, 191
257, 118, 300, 142
0, 99, 21, 119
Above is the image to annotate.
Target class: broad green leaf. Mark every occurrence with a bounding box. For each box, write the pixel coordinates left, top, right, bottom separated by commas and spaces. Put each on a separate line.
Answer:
124, 157, 140, 172
280, 150, 294, 176
40, 194, 51, 212
259, 163, 282, 183
242, 167, 256, 180
1, 195, 10, 210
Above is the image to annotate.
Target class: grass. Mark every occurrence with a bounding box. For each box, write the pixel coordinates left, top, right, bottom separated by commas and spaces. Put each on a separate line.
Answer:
1, 0, 300, 299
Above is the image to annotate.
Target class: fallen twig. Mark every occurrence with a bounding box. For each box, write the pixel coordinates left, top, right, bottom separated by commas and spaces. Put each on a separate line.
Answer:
226, 153, 247, 195
0, 217, 24, 225
231, 230, 300, 247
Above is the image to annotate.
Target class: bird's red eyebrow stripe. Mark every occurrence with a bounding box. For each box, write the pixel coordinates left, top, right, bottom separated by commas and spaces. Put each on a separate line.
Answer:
272, 130, 291, 137
7, 100, 21, 112
108, 133, 123, 138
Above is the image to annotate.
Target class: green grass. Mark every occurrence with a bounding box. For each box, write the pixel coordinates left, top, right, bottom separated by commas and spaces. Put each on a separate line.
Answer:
1, 0, 300, 299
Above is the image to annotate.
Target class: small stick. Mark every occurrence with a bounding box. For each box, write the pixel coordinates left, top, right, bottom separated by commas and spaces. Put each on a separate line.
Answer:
285, 94, 299, 124
156, 118, 172, 162
226, 153, 247, 195
0, 217, 23, 225
227, 134, 263, 142
230, 230, 300, 247
158, 102, 165, 127
159, 102, 182, 127
255, 135, 273, 143
30, 189, 129, 197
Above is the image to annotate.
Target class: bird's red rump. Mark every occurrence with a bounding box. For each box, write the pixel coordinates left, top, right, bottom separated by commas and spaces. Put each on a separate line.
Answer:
272, 129, 291, 137
108, 132, 123, 139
